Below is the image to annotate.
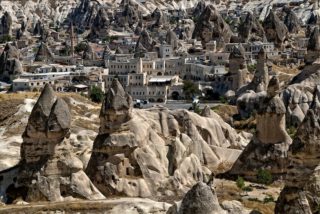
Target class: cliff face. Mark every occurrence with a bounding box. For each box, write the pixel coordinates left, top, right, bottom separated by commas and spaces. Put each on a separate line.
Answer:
86, 79, 249, 198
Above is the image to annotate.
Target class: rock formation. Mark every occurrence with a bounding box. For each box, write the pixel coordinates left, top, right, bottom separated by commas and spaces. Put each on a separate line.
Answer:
276, 86, 320, 214
168, 182, 226, 214
192, 0, 207, 19
86, 79, 248, 198
174, 19, 195, 40
283, 8, 301, 34
236, 47, 270, 118
116, 2, 140, 28
281, 62, 320, 127
193, 5, 233, 48
228, 44, 249, 93
88, 8, 110, 39
135, 29, 155, 52
0, 43, 23, 82
168, 182, 249, 214
151, 8, 165, 28
35, 42, 54, 62
238, 12, 266, 42
82, 44, 98, 60
228, 76, 292, 180
262, 10, 288, 48
33, 20, 44, 36
4, 84, 104, 202
166, 30, 179, 50
305, 26, 320, 64
0, 12, 12, 36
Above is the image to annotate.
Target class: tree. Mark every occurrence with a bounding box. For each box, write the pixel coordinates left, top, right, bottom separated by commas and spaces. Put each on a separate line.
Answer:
236, 176, 245, 190
257, 169, 273, 185
183, 80, 200, 100
75, 42, 88, 53
90, 86, 104, 103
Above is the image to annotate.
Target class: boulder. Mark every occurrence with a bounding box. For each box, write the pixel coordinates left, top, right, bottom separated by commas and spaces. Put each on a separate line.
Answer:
175, 182, 226, 214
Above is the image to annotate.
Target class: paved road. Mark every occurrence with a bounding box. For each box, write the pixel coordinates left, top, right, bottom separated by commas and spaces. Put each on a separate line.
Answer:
138, 102, 220, 110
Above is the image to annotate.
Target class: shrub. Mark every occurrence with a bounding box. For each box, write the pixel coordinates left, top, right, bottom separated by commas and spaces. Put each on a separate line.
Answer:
263, 195, 275, 203
0, 35, 12, 43
242, 186, 253, 192
236, 176, 245, 190
219, 96, 227, 104
257, 169, 273, 185
183, 80, 200, 100
287, 126, 297, 138
89, 86, 104, 103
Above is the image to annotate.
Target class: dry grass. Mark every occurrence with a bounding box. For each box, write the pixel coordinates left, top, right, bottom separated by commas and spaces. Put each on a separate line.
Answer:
211, 104, 238, 123
215, 179, 277, 214
242, 200, 275, 214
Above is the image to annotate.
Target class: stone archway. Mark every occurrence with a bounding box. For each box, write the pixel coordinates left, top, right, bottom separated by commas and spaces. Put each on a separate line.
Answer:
171, 91, 180, 100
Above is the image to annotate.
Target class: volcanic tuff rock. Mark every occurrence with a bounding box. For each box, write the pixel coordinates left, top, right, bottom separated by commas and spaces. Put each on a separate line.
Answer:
116, 2, 140, 28
135, 29, 155, 52
174, 19, 195, 40
168, 182, 250, 214
275, 86, 320, 214
168, 182, 226, 214
2, 84, 105, 203
283, 8, 301, 34
88, 7, 110, 39
193, 5, 233, 48
262, 10, 288, 48
0, 43, 23, 82
151, 8, 165, 28
238, 12, 266, 42
166, 30, 179, 50
0, 12, 12, 36
228, 76, 292, 180
35, 42, 54, 62
305, 26, 320, 64
281, 62, 320, 127
192, 0, 207, 19
86, 79, 249, 198
82, 44, 98, 60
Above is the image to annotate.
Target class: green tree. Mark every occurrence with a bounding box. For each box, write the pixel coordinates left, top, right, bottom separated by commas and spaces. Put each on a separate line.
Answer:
75, 42, 88, 53
236, 176, 245, 190
257, 169, 273, 185
183, 80, 200, 100
0, 35, 12, 43
90, 86, 104, 103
